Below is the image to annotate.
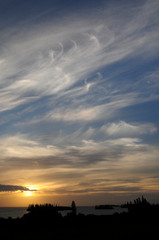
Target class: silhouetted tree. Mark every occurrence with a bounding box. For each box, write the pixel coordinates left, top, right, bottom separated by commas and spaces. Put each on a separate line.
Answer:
71, 201, 77, 216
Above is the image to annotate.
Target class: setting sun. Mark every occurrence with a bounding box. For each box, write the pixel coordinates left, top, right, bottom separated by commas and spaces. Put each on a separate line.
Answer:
24, 191, 33, 197
23, 186, 37, 197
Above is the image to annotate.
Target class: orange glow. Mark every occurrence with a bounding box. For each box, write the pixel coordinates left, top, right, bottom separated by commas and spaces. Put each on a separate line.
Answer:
24, 191, 33, 197
23, 185, 37, 197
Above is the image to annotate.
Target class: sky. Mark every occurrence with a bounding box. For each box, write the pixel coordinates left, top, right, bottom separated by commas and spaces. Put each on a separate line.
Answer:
0, 0, 159, 207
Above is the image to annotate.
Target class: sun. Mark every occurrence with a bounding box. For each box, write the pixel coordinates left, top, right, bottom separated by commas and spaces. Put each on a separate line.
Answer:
24, 191, 33, 197
23, 186, 37, 197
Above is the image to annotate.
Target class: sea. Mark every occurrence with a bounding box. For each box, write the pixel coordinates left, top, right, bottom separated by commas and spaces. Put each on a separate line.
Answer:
0, 206, 128, 219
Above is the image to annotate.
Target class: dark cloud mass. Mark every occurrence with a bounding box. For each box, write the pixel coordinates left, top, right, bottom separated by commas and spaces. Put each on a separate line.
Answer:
0, 184, 35, 192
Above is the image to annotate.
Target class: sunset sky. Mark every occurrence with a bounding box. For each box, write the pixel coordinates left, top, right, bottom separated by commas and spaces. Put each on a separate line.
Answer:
0, 0, 159, 207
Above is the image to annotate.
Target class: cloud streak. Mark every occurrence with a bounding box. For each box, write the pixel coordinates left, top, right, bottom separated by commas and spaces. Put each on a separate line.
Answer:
101, 121, 157, 137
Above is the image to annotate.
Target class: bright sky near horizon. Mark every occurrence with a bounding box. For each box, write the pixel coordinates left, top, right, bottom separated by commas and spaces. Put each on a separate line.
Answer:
0, 0, 159, 207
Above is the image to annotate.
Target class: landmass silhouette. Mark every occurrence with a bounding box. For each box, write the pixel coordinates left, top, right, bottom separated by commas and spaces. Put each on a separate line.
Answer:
0, 197, 158, 240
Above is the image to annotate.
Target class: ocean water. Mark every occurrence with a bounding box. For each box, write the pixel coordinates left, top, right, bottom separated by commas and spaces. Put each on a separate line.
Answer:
0, 207, 27, 219
0, 206, 127, 219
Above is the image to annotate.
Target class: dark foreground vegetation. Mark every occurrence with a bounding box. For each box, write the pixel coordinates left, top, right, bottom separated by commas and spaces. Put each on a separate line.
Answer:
0, 197, 159, 240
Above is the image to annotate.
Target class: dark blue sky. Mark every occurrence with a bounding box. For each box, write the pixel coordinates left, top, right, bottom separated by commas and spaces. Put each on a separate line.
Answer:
0, 0, 159, 206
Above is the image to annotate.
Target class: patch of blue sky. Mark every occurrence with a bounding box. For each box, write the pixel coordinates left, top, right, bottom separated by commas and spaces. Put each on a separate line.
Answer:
120, 101, 159, 125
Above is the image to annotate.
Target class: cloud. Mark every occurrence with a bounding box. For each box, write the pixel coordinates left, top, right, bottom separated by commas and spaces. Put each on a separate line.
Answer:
0, 134, 63, 159
45, 93, 139, 123
145, 70, 159, 88
0, 184, 35, 192
53, 186, 142, 195
101, 121, 157, 137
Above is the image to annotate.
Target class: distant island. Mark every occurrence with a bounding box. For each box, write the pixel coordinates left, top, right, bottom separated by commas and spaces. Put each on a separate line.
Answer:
27, 204, 72, 212
95, 204, 114, 209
